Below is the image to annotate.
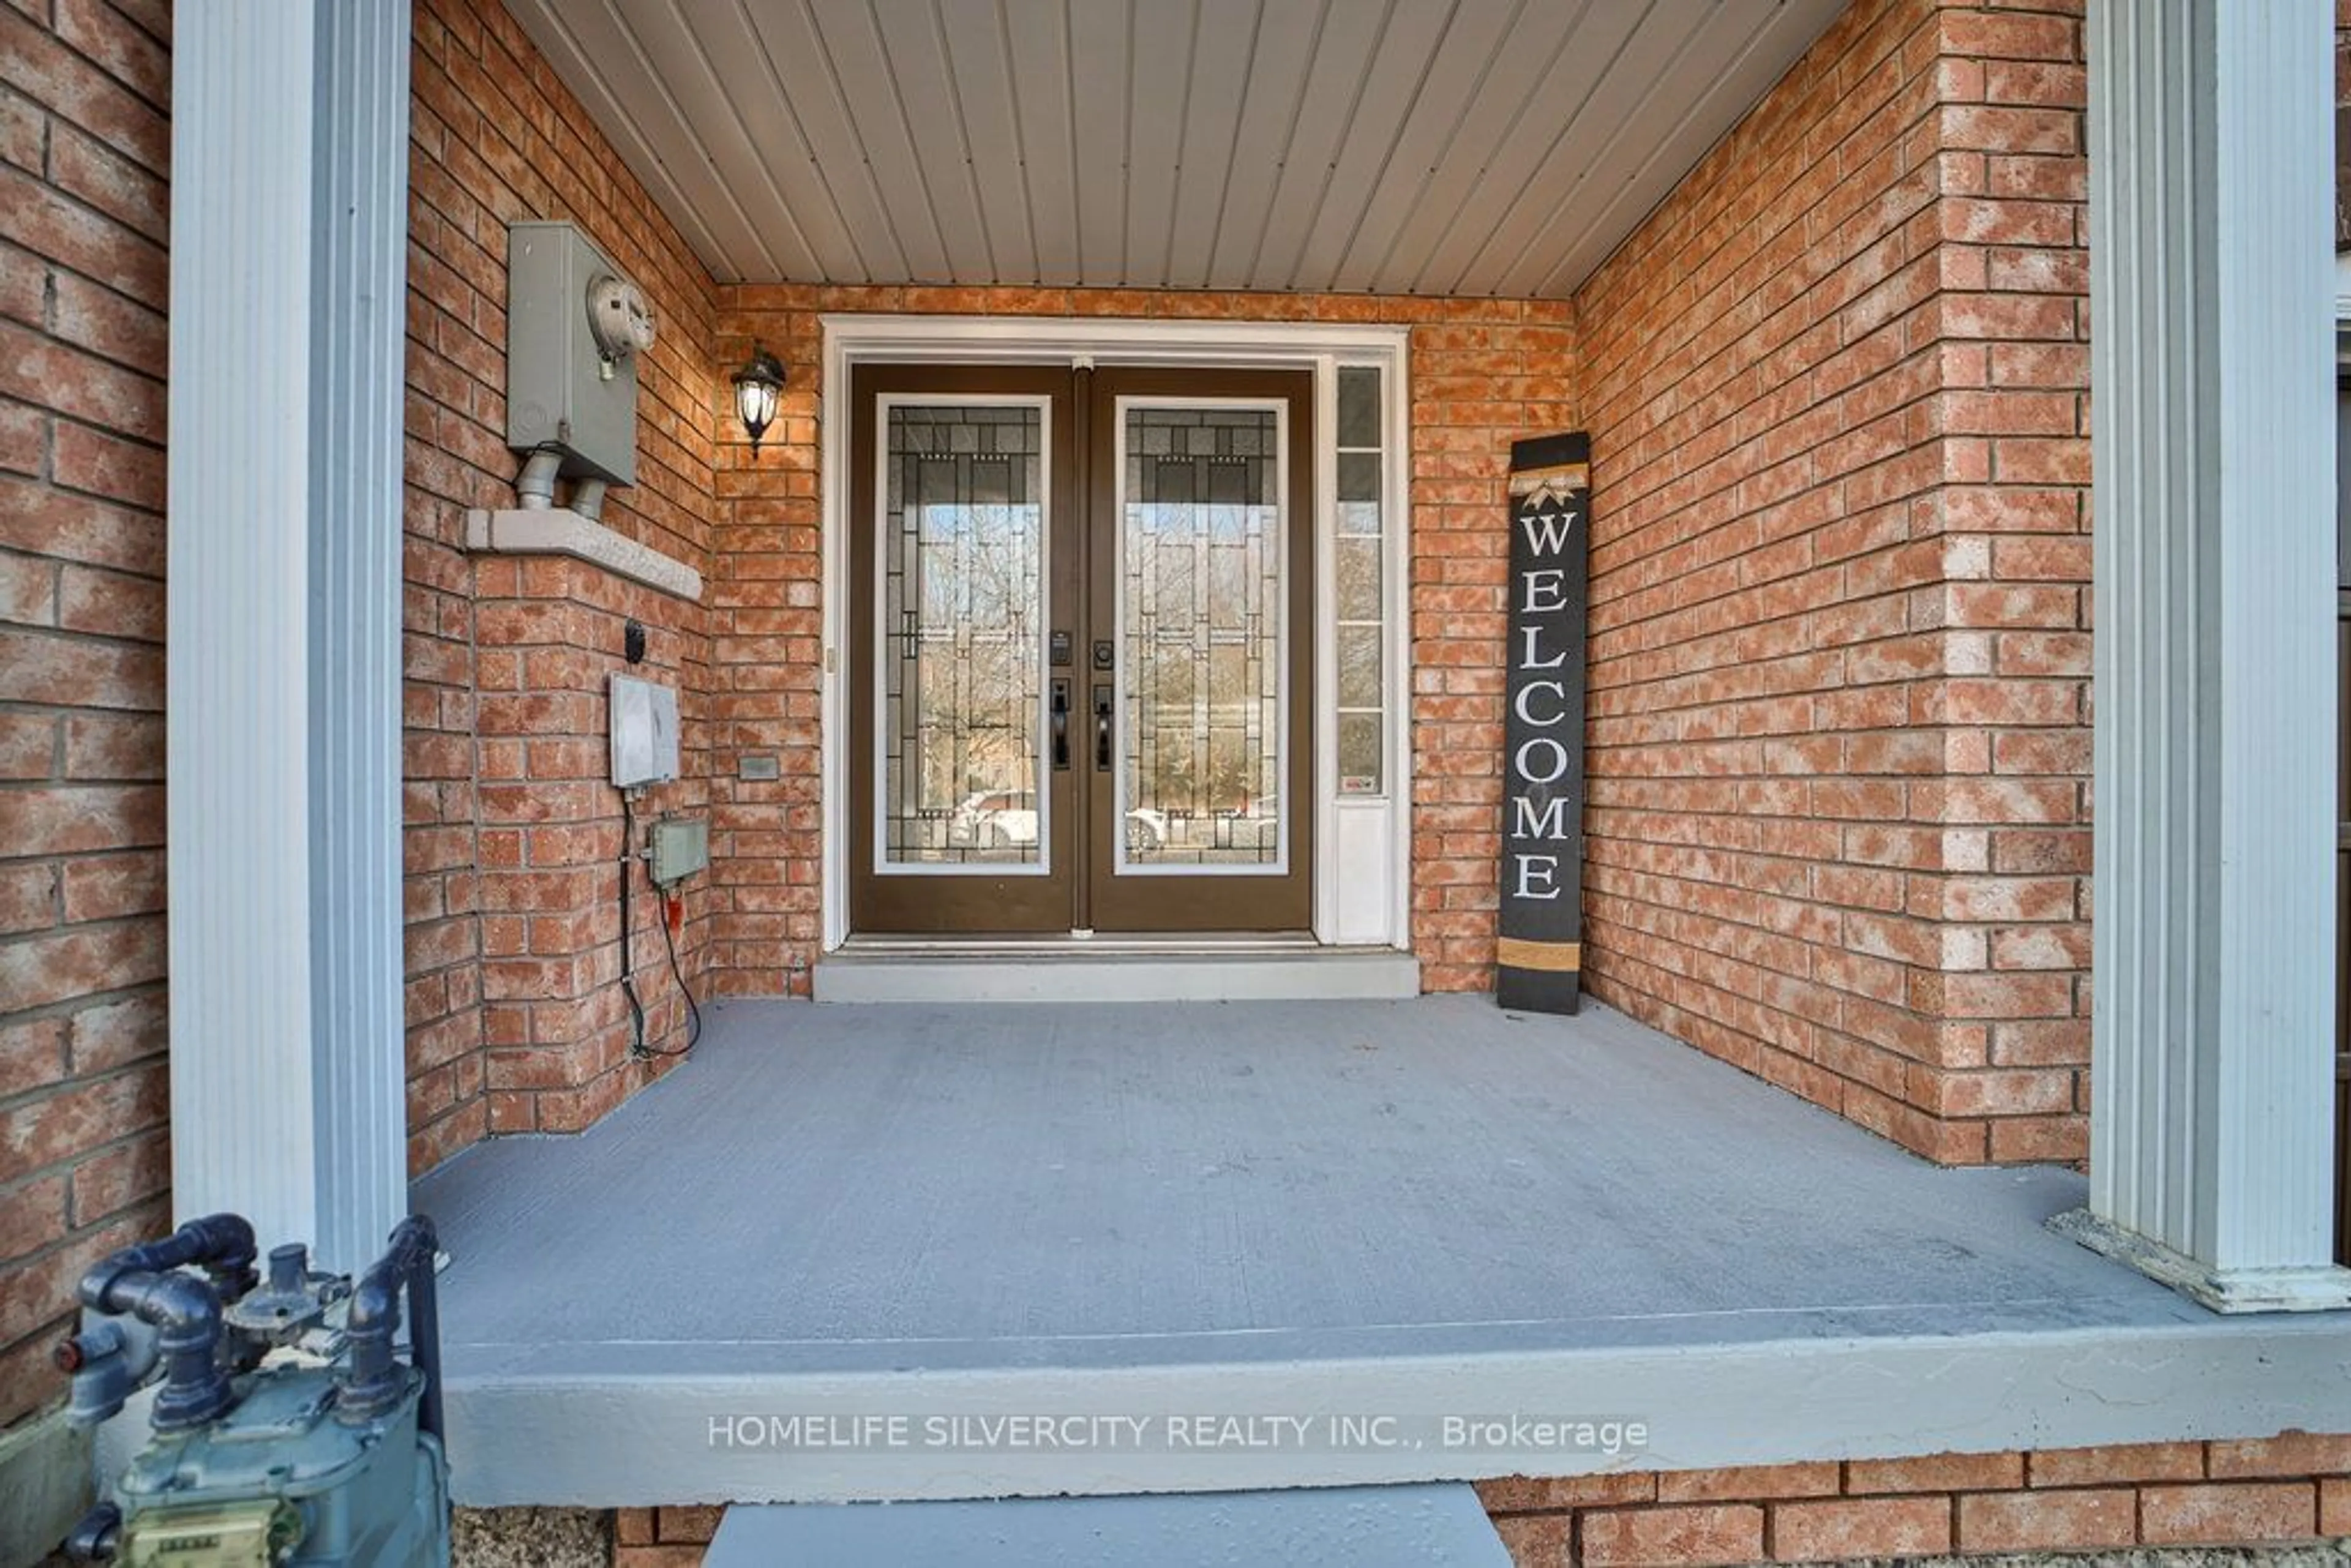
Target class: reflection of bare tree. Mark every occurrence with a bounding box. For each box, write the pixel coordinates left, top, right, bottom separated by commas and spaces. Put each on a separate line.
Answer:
885, 409, 1044, 853
1124, 409, 1283, 862
881, 405, 1287, 867
913, 496, 1037, 807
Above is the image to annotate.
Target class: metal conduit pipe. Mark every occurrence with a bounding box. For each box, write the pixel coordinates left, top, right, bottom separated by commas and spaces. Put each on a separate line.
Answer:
337, 1214, 443, 1436
516, 447, 563, 508
570, 477, 607, 521
84, 1211, 257, 1297
75, 1214, 257, 1433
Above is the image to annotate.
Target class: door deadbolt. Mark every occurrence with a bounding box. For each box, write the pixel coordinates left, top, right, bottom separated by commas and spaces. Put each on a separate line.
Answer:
1091, 640, 1116, 670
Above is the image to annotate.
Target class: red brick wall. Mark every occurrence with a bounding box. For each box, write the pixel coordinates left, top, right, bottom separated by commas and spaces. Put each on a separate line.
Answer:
705, 287, 1575, 996
605, 1435, 2351, 1567
1482, 1434, 2351, 1566
0, 0, 172, 1430
471, 557, 711, 1135
1572, 0, 2091, 1165
403, 0, 720, 1152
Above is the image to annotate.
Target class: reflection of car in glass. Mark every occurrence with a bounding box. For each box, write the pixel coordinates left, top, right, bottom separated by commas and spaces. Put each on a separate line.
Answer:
946, 790, 1169, 854
947, 790, 1035, 849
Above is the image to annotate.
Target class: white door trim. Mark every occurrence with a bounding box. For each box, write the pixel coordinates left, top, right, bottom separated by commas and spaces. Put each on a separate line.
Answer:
817, 315, 1413, 958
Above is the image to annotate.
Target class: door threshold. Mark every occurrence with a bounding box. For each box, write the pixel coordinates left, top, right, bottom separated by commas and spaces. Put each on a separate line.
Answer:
815, 939, 1418, 1004
839, 930, 1319, 956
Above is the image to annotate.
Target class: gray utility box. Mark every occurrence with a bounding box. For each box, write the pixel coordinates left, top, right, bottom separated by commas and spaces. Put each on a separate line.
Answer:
650, 816, 709, 888
506, 220, 643, 487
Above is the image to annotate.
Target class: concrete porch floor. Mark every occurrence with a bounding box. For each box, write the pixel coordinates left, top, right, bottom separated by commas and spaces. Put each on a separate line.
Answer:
412, 995, 2351, 1507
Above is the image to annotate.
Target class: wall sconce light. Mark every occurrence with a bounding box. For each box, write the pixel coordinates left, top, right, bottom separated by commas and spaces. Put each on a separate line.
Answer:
730, 344, 786, 457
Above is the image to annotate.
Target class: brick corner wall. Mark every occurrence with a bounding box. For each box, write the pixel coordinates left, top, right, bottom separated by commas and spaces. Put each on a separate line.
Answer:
1572, 0, 2091, 1166
403, 0, 724, 1154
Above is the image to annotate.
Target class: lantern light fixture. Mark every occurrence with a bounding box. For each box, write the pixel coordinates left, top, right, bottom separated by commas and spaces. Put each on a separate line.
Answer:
730, 344, 786, 457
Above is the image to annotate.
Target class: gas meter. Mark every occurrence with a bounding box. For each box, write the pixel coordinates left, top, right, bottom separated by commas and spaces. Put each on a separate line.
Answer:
57, 1214, 449, 1568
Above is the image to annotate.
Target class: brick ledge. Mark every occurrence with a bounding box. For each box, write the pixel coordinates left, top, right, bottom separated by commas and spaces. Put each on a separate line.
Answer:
465, 507, 703, 601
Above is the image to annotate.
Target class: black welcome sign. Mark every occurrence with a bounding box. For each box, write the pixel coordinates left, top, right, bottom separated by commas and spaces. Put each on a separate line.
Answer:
1498, 432, 1589, 1015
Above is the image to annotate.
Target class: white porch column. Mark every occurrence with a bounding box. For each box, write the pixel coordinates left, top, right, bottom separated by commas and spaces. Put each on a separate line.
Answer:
167, 1, 412, 1270
2075, 0, 2351, 1310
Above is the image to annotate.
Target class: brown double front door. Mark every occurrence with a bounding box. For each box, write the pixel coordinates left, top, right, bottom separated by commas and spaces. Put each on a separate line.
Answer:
848, 364, 1313, 936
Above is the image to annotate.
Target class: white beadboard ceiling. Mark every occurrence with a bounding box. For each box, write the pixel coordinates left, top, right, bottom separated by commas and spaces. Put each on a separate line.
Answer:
503, 0, 1847, 299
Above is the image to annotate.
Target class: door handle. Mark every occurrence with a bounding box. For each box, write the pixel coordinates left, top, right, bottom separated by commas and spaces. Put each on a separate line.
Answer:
1050, 680, 1072, 770
1093, 684, 1113, 771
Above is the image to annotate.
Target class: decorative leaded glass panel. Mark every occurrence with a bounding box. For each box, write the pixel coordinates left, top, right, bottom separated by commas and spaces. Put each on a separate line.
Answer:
1334, 364, 1386, 795
1120, 405, 1283, 868
880, 402, 1046, 868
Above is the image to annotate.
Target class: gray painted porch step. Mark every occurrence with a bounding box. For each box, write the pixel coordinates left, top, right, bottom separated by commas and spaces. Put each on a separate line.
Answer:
813, 946, 1421, 1003
705, 1484, 1511, 1567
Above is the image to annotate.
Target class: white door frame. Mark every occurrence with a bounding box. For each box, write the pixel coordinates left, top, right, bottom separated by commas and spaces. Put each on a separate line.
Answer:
817, 316, 1412, 955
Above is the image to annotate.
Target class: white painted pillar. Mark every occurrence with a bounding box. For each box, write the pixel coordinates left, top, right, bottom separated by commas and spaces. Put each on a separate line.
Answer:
167, 1, 412, 1271
2076, 0, 2351, 1310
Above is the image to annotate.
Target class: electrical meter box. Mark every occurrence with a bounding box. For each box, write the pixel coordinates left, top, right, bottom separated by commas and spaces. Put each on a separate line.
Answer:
507, 220, 654, 486
610, 674, 680, 789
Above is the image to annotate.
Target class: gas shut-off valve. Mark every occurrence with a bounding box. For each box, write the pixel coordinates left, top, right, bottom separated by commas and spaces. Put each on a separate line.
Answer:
56, 1213, 450, 1568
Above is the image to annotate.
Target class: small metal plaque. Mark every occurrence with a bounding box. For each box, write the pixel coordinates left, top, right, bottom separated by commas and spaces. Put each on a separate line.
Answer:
737, 754, 781, 782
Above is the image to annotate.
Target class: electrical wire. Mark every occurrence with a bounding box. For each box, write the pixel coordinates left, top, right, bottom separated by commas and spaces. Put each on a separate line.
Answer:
618, 790, 648, 1057
659, 883, 703, 1055
621, 787, 696, 1061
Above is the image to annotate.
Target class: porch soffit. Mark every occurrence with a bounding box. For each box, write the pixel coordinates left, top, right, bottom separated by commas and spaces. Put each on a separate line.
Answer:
500, 0, 1847, 299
